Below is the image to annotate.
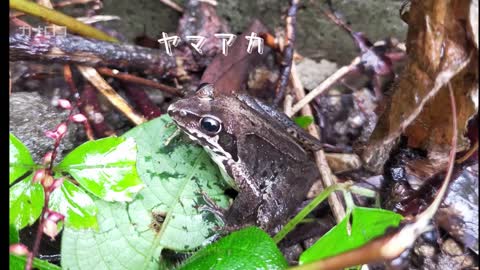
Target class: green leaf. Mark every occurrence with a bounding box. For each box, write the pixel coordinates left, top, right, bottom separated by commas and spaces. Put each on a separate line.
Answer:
177, 227, 288, 270
10, 133, 35, 185
61, 116, 230, 270
56, 137, 144, 202
10, 224, 19, 244
10, 255, 61, 270
49, 180, 98, 230
300, 207, 403, 265
9, 175, 45, 230
293, 116, 314, 129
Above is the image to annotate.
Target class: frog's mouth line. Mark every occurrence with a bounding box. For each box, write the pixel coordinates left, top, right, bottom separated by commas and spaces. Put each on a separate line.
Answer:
172, 121, 228, 159
172, 121, 239, 189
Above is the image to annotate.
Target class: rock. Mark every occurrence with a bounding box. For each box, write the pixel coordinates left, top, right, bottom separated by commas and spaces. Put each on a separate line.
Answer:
9, 92, 80, 163
216, 0, 407, 65
296, 58, 338, 90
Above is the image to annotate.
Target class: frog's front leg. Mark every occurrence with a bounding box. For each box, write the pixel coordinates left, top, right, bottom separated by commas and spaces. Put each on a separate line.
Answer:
224, 188, 262, 231
256, 194, 288, 235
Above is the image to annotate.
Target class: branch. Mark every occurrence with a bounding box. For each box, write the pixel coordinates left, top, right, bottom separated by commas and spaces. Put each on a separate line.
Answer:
77, 66, 146, 125
290, 63, 346, 224
273, 0, 299, 106
123, 83, 162, 120
288, 57, 360, 117
96, 67, 183, 97
9, 31, 187, 77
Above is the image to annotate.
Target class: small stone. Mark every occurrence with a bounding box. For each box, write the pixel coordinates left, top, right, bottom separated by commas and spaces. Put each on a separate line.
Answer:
442, 238, 463, 256
296, 58, 338, 90
414, 244, 436, 257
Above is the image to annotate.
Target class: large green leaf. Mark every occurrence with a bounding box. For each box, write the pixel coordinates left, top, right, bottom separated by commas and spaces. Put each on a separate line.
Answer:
10, 255, 61, 270
61, 115, 230, 270
10, 224, 19, 244
9, 133, 35, 184
49, 180, 98, 230
177, 227, 288, 270
9, 175, 45, 230
300, 207, 404, 264
56, 137, 144, 202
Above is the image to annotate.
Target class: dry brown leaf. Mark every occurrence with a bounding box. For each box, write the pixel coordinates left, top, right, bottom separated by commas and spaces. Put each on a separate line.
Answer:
200, 20, 270, 95
361, 0, 478, 173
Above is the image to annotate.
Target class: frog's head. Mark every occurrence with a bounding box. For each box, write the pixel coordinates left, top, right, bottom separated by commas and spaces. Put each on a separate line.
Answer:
167, 84, 240, 166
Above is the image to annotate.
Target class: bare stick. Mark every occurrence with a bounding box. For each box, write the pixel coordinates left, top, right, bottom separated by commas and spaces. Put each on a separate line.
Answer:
159, 0, 184, 13
77, 65, 146, 125
123, 83, 162, 120
288, 57, 360, 117
273, 0, 299, 106
283, 93, 294, 116
96, 67, 183, 97
290, 63, 346, 223
54, 0, 98, 7
9, 31, 181, 77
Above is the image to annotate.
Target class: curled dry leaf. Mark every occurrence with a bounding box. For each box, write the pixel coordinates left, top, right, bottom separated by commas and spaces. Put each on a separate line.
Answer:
361, 0, 478, 173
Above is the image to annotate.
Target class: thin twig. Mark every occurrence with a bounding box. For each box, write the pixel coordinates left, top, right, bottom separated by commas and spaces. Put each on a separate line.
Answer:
273, 0, 299, 106
123, 83, 162, 120
76, 15, 121, 24
77, 65, 146, 125
283, 93, 294, 116
260, 32, 303, 61
159, 0, 184, 13
288, 57, 360, 117
54, 0, 97, 7
290, 63, 346, 223
96, 67, 183, 97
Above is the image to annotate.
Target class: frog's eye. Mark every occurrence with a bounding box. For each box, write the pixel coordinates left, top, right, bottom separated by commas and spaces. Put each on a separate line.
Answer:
199, 116, 222, 135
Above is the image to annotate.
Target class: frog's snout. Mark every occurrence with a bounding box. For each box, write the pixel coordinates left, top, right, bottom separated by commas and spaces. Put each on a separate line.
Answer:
166, 103, 176, 116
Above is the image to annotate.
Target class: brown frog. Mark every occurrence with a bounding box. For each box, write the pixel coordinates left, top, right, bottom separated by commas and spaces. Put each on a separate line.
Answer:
167, 84, 321, 235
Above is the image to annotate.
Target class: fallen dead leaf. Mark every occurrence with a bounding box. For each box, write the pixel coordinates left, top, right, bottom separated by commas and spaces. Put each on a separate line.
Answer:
200, 20, 270, 95
361, 0, 478, 173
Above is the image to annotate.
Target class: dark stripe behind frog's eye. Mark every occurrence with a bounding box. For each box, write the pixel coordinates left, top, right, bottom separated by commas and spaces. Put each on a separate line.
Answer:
200, 116, 222, 134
